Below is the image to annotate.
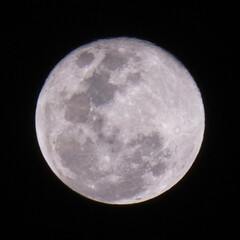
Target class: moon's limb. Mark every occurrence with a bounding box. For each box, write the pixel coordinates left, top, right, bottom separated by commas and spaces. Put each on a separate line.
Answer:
35, 37, 205, 204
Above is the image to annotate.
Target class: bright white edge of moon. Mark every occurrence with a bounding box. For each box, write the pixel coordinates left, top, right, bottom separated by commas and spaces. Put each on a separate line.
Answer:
35, 37, 205, 205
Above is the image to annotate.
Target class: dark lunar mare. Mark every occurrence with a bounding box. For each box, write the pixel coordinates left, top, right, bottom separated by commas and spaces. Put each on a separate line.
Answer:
76, 51, 95, 68
101, 49, 128, 70
85, 71, 118, 107
64, 93, 90, 123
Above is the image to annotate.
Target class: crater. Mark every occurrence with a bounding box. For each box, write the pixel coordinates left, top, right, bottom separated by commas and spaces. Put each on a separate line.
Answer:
64, 93, 90, 123
101, 50, 128, 70
76, 51, 95, 68
86, 71, 118, 106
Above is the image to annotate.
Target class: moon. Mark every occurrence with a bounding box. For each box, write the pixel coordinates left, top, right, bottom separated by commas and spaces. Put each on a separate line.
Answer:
35, 37, 205, 204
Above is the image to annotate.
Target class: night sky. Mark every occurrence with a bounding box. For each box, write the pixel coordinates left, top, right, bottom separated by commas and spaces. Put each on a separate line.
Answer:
2, 1, 237, 238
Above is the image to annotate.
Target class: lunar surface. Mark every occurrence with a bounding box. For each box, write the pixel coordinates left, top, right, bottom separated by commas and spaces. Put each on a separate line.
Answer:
35, 37, 205, 204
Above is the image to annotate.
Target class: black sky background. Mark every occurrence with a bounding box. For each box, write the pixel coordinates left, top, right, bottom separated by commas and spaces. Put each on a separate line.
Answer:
2, 1, 238, 238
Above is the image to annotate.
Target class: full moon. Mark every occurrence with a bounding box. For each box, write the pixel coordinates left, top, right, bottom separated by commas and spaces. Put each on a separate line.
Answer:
35, 37, 205, 204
